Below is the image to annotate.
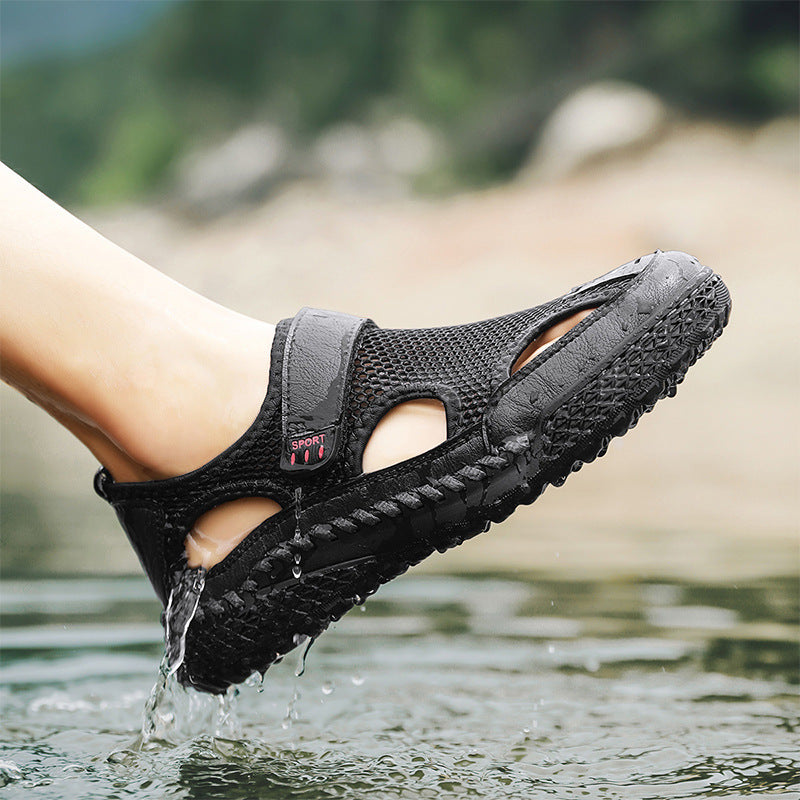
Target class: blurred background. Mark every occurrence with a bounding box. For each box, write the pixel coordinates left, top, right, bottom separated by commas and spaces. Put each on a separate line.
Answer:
1, 0, 798, 581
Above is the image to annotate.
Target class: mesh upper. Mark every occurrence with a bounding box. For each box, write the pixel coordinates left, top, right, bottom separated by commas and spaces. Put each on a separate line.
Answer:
344, 305, 554, 454
99, 278, 626, 550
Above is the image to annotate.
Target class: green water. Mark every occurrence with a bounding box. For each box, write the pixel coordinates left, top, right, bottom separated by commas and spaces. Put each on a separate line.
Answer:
1, 574, 798, 799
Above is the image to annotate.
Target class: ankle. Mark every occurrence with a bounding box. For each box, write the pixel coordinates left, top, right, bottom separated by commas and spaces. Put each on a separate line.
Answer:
101, 316, 275, 481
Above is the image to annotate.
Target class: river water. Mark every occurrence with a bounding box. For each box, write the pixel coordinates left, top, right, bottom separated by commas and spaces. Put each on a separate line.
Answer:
1, 573, 797, 799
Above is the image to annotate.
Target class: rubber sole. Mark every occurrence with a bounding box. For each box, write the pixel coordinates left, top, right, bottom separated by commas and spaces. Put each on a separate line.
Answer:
183, 270, 731, 693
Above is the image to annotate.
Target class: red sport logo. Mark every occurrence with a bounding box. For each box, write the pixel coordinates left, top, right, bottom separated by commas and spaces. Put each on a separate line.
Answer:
288, 432, 327, 465
290, 433, 325, 450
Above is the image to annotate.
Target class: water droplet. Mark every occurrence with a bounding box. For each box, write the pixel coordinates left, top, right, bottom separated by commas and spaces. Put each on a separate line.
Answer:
294, 635, 315, 677
282, 688, 300, 729
245, 671, 263, 689
547, 644, 556, 655
351, 673, 365, 686
585, 656, 600, 673
292, 564, 302, 579
321, 681, 334, 695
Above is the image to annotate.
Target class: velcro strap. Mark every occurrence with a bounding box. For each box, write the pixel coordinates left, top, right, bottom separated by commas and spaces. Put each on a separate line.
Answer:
280, 306, 368, 473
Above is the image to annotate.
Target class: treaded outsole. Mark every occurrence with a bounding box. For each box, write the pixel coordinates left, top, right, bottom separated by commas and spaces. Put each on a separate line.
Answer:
183, 271, 731, 693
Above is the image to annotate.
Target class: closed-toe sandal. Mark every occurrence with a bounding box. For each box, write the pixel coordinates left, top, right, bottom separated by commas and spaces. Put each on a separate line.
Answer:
94, 249, 731, 693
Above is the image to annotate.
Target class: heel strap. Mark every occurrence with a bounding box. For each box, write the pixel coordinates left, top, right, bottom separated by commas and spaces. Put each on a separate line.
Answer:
280, 306, 369, 473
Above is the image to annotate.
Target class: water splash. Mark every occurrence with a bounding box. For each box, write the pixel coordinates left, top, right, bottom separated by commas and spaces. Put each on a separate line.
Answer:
214, 687, 242, 739
140, 652, 190, 743
139, 660, 241, 746
0, 760, 23, 786
140, 566, 212, 744
164, 567, 206, 676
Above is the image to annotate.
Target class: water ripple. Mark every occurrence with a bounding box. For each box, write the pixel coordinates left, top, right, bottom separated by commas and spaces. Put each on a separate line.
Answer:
1, 574, 797, 799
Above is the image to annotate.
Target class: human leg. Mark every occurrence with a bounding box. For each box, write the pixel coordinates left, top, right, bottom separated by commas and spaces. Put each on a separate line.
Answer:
0, 163, 593, 569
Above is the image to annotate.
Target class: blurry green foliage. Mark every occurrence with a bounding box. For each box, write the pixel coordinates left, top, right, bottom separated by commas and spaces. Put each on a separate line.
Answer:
1, 0, 797, 205
80, 94, 180, 204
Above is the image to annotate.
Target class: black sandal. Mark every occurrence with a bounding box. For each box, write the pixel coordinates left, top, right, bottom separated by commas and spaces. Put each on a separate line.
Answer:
94, 249, 731, 693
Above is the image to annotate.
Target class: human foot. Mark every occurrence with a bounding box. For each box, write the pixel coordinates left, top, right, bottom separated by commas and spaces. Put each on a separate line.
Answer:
38, 313, 275, 487
95, 250, 731, 693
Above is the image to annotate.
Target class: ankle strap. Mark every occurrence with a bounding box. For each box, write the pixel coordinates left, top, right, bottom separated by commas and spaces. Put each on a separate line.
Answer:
280, 306, 370, 473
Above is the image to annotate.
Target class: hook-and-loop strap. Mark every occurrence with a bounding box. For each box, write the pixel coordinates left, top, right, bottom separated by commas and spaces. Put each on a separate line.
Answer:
280, 306, 369, 473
